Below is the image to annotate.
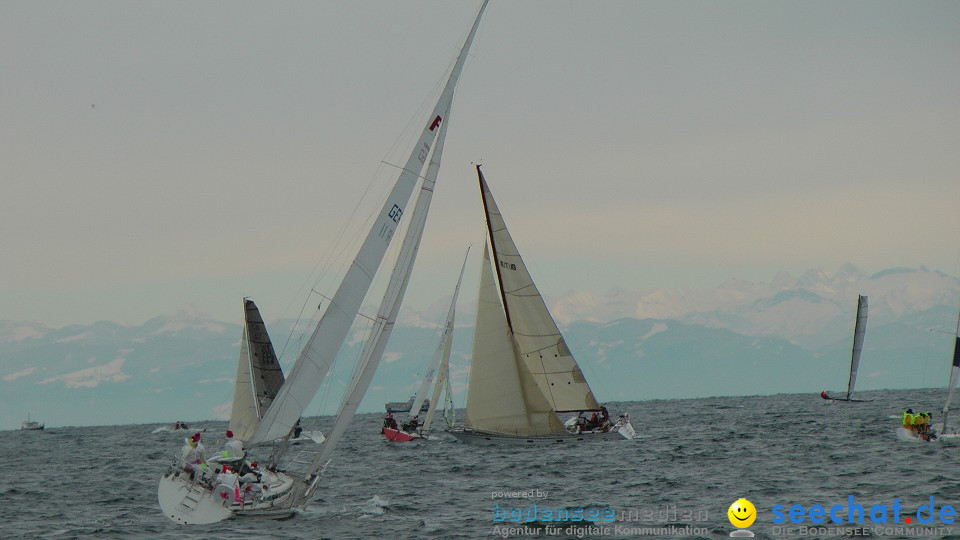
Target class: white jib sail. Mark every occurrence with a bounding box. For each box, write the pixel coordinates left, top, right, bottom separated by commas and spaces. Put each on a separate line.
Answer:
418, 247, 470, 433
249, 0, 486, 447
846, 295, 868, 400
312, 116, 448, 467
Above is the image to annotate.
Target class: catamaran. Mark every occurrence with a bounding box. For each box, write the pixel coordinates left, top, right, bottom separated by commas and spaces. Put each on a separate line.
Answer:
157, 1, 488, 524
382, 248, 469, 443
449, 166, 636, 445
820, 295, 869, 402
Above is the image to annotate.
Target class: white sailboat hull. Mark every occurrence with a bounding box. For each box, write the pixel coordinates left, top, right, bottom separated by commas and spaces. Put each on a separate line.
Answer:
449, 419, 637, 446
158, 465, 305, 524
449, 428, 626, 446
158, 473, 236, 525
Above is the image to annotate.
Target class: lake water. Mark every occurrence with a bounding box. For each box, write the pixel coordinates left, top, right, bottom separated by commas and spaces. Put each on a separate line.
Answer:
3, 388, 960, 539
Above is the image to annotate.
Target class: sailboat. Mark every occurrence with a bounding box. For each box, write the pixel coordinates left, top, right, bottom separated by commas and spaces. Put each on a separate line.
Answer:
820, 295, 870, 402
21, 413, 43, 431
157, 0, 488, 524
382, 247, 469, 443
937, 304, 960, 440
227, 298, 286, 441
895, 303, 960, 443
227, 299, 324, 445
449, 166, 637, 445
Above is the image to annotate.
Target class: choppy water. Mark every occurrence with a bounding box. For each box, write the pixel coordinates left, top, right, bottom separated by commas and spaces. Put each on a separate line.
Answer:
4, 388, 960, 539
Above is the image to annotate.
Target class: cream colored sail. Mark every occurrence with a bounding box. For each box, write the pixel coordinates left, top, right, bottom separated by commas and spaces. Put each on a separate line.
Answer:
477, 166, 600, 413
464, 244, 560, 435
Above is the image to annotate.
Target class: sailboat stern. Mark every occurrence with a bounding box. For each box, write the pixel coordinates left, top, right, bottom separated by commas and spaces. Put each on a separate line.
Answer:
612, 415, 638, 440
158, 472, 233, 525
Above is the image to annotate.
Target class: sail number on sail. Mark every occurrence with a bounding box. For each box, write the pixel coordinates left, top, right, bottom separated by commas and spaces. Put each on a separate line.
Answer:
379, 204, 405, 242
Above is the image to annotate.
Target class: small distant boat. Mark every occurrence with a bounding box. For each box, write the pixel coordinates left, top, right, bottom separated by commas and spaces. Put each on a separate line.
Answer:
382, 248, 469, 442
384, 396, 431, 415
21, 413, 44, 431
821, 295, 871, 402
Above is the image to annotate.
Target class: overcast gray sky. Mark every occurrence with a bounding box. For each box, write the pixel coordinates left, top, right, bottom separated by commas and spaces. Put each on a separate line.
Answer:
2, 0, 958, 327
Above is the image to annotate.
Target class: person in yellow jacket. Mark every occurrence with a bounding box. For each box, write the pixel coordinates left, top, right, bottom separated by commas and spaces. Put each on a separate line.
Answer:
902, 409, 915, 430
913, 412, 927, 434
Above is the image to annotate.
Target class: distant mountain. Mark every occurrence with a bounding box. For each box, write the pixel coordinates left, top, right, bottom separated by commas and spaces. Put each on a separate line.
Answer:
551, 265, 960, 348
1, 265, 957, 430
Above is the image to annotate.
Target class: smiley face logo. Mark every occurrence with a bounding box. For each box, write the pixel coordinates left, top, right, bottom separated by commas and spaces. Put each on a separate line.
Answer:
727, 498, 756, 528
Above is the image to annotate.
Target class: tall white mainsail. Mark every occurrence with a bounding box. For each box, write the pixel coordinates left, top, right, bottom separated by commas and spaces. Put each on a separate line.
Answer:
229, 299, 285, 442
845, 295, 868, 400
417, 247, 470, 434
249, 0, 488, 447
477, 166, 601, 414
312, 115, 449, 465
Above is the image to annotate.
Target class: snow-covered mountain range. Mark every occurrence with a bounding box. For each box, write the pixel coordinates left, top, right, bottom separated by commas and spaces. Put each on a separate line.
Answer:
2, 265, 958, 430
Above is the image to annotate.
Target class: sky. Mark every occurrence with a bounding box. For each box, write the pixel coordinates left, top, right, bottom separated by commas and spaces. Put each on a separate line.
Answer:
2, 0, 959, 328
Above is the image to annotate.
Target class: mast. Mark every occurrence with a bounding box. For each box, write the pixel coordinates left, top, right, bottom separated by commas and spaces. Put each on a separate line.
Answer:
477, 164, 513, 332
941, 304, 960, 434
248, 0, 488, 447
420, 246, 470, 434
845, 295, 868, 400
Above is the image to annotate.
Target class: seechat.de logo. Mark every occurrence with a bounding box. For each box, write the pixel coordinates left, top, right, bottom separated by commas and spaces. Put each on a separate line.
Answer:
728, 498, 756, 537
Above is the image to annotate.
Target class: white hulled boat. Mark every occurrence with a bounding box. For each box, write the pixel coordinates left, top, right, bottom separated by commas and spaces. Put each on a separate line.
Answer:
157, 1, 488, 523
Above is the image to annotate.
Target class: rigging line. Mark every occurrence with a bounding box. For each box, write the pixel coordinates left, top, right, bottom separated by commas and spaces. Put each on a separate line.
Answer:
274, 31, 462, 365
379, 160, 435, 183
276, 158, 392, 361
